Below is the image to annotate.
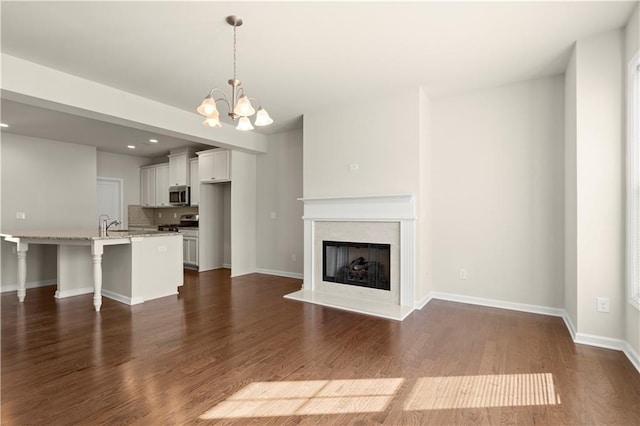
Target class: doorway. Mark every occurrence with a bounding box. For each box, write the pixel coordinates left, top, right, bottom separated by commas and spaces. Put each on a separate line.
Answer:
97, 177, 124, 228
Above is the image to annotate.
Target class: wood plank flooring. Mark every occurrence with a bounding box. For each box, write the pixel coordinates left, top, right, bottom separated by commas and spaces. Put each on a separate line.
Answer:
2, 269, 639, 425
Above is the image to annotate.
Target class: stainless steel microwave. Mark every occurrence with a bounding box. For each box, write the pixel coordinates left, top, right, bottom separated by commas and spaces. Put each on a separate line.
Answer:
169, 185, 190, 206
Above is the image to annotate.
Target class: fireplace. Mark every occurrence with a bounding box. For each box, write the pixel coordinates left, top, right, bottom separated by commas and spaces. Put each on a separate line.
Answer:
323, 241, 391, 290
285, 194, 416, 321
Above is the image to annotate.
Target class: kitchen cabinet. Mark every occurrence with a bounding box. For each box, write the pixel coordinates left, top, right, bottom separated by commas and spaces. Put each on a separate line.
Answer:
190, 158, 199, 206
155, 164, 170, 207
181, 229, 199, 268
198, 149, 230, 183
141, 163, 170, 207
140, 166, 156, 207
169, 153, 190, 186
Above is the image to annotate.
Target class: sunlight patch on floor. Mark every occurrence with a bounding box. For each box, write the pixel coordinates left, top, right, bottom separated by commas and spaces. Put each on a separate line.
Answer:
199, 378, 404, 419
403, 373, 560, 410
200, 373, 560, 419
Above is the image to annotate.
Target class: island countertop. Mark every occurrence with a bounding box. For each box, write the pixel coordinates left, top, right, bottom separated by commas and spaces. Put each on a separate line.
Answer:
1, 229, 179, 241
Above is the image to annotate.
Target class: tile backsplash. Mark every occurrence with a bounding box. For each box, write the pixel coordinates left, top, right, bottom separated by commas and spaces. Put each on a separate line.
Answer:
128, 205, 199, 227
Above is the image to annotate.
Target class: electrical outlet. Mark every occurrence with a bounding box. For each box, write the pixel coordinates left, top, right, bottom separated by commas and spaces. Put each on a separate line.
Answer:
459, 268, 467, 279
292, 254, 297, 262
174, 213, 177, 218
270, 211, 277, 219
349, 163, 359, 171
158, 213, 162, 218
158, 246, 167, 253
16, 212, 26, 220
597, 297, 610, 313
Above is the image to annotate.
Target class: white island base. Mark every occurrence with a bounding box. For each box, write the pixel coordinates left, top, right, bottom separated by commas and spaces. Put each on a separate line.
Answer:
56, 236, 183, 305
2, 231, 183, 311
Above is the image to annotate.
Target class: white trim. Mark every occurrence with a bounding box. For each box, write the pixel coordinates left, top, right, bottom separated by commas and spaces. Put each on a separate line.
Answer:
428, 291, 565, 318
574, 332, 627, 352
102, 289, 144, 305
223, 263, 232, 269
623, 341, 640, 373
255, 268, 304, 280
627, 49, 640, 311
424, 291, 640, 374
415, 292, 432, 309
54, 287, 93, 298
562, 311, 577, 341
1, 278, 56, 293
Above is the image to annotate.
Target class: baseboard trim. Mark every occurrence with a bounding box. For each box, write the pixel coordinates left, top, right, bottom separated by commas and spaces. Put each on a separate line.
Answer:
429, 291, 565, 318
255, 268, 304, 280
223, 263, 231, 269
426, 291, 640, 374
415, 293, 432, 310
102, 289, 144, 305
54, 287, 93, 299
561, 311, 577, 340
1, 279, 56, 293
623, 341, 640, 373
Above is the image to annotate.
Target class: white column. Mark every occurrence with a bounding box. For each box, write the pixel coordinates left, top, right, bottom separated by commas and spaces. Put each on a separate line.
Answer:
400, 219, 415, 308
91, 242, 104, 312
303, 219, 314, 291
16, 241, 29, 302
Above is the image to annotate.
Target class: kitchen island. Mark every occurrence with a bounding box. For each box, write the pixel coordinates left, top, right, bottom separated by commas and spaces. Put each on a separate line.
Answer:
1, 230, 183, 311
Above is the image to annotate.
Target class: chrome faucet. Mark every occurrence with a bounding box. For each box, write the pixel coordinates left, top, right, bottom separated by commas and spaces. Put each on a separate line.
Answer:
98, 214, 121, 235
106, 219, 121, 230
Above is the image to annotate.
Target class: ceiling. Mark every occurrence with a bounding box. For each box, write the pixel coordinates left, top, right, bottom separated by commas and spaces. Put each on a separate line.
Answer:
1, 1, 637, 157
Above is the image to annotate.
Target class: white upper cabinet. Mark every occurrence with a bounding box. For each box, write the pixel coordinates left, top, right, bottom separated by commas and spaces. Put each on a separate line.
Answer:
190, 158, 199, 205
140, 166, 156, 207
169, 153, 189, 186
141, 163, 170, 208
155, 164, 170, 207
198, 149, 231, 183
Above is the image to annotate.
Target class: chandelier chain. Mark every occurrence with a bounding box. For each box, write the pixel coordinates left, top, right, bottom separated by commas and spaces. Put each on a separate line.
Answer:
233, 24, 237, 81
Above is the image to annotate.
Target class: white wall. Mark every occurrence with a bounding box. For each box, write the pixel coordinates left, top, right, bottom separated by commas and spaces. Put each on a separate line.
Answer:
574, 29, 624, 340
625, 5, 640, 354
1, 134, 97, 290
431, 76, 565, 308
96, 151, 151, 228
230, 150, 257, 277
256, 128, 303, 277
223, 183, 231, 266
564, 48, 578, 328
198, 182, 225, 271
418, 88, 433, 302
303, 89, 421, 198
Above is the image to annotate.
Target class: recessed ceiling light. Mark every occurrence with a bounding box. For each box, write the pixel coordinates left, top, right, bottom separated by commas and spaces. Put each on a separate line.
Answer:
0, 123, 9, 128
149, 139, 158, 143
127, 145, 136, 149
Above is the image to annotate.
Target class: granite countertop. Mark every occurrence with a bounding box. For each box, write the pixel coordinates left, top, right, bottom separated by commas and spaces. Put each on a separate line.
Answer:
0, 229, 180, 241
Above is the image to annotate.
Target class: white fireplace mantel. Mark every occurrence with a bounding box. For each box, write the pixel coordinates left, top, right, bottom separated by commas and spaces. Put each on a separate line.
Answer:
285, 194, 417, 320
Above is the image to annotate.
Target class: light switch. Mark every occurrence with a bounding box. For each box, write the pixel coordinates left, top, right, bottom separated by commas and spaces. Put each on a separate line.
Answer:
270, 212, 277, 219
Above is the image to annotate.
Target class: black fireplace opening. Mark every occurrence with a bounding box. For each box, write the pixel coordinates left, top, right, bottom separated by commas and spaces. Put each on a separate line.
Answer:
322, 240, 391, 290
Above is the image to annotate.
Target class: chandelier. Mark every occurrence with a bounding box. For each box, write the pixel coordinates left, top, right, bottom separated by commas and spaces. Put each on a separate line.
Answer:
197, 15, 273, 131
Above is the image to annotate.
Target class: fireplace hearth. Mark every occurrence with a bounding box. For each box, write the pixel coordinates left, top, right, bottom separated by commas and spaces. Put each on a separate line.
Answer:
323, 241, 391, 290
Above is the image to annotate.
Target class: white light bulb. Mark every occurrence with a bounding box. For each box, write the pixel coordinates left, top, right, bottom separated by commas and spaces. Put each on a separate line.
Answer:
236, 116, 254, 131
254, 107, 273, 126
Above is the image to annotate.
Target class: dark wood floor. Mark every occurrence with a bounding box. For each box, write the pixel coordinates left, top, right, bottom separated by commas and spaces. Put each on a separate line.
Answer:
2, 269, 639, 425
